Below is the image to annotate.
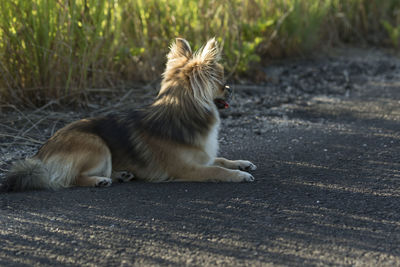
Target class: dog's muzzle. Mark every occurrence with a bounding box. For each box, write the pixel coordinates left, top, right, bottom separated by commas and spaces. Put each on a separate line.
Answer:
214, 85, 231, 109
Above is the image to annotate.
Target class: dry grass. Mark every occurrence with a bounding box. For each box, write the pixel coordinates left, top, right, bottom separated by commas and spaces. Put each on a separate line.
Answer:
0, 0, 400, 107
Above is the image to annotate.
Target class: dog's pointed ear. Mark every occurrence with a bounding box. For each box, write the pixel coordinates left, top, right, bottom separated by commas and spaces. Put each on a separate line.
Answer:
200, 37, 221, 64
183, 38, 223, 107
168, 38, 192, 60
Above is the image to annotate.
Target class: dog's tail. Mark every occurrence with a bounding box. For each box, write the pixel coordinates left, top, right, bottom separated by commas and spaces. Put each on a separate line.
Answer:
0, 158, 52, 192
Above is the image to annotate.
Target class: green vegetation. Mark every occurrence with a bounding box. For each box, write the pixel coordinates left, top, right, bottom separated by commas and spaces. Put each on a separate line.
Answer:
1, 0, 400, 106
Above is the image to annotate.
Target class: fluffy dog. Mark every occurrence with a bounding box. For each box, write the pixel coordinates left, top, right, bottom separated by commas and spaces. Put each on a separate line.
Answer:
1, 38, 256, 191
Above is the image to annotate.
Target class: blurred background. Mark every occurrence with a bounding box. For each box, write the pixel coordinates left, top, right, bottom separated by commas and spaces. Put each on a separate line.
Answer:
1, 0, 399, 107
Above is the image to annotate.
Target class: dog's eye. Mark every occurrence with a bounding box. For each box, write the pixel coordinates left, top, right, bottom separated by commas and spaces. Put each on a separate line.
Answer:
223, 84, 231, 94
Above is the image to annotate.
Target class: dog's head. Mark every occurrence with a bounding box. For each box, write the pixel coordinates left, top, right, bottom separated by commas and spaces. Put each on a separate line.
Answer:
160, 38, 231, 110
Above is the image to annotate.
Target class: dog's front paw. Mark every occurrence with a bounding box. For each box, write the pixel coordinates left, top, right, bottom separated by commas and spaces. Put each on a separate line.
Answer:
238, 171, 255, 182
236, 160, 257, 172
228, 170, 254, 182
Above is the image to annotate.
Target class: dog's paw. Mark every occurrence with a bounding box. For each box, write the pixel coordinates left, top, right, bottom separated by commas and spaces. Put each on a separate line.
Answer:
236, 160, 257, 172
112, 171, 135, 182
228, 170, 255, 182
237, 171, 255, 182
95, 177, 112, 187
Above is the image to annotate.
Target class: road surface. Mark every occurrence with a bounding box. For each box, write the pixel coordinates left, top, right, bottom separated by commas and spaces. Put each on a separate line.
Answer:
0, 49, 399, 266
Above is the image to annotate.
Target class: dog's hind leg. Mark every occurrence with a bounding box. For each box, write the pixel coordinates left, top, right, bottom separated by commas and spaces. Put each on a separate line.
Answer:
73, 145, 113, 187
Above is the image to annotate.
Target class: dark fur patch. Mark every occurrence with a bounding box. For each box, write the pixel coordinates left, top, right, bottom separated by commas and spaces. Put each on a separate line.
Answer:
136, 103, 215, 144
75, 115, 148, 166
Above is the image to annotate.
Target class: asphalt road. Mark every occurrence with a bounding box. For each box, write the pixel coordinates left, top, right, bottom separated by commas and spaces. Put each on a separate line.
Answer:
1, 55, 400, 266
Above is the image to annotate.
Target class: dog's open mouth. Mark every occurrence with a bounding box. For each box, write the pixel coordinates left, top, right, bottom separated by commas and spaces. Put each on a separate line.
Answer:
214, 98, 229, 109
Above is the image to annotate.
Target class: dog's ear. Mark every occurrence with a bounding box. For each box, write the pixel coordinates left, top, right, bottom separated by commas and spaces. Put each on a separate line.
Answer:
168, 38, 192, 60
199, 37, 221, 65
184, 38, 222, 107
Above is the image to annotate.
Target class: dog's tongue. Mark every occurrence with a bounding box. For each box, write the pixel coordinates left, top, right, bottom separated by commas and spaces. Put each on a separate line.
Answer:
215, 99, 229, 109
223, 101, 229, 109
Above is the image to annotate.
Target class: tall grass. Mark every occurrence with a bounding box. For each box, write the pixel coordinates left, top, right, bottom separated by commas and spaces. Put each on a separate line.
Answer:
1, 0, 399, 107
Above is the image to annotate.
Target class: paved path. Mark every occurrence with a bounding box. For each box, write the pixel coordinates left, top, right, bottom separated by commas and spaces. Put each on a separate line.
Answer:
1, 59, 400, 266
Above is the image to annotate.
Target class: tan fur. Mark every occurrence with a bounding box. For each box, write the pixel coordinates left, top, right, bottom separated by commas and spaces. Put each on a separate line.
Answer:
35, 130, 113, 188
1, 38, 256, 192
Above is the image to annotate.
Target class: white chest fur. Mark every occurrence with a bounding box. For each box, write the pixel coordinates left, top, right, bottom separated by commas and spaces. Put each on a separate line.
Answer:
204, 119, 220, 165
